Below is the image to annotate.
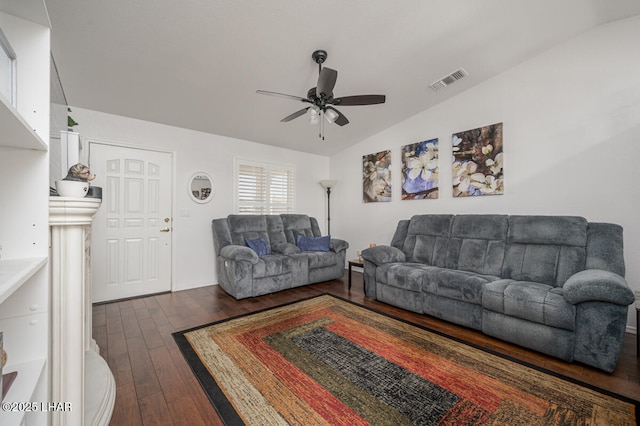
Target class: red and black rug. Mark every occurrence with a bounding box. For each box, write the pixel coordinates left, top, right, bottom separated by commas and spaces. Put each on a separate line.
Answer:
173, 294, 638, 425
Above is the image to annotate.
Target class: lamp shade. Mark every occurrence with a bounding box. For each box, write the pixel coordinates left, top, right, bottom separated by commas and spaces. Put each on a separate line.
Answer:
324, 108, 339, 123
319, 180, 337, 189
308, 107, 320, 125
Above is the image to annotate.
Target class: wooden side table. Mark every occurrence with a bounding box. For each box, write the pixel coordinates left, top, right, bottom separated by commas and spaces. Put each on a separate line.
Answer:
348, 259, 364, 290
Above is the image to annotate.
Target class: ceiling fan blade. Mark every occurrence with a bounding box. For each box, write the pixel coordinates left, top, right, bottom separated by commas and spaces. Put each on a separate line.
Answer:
333, 94, 386, 106
326, 106, 349, 126
281, 107, 310, 122
316, 67, 338, 98
256, 90, 309, 103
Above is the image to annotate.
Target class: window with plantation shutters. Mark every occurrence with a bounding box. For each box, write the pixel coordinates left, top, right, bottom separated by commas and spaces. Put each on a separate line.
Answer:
235, 159, 295, 214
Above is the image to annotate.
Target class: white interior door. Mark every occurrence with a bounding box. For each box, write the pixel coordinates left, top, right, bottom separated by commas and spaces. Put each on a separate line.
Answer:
89, 142, 173, 302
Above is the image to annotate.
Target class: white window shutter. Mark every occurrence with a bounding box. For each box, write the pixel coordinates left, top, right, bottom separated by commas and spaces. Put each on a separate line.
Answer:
235, 160, 295, 214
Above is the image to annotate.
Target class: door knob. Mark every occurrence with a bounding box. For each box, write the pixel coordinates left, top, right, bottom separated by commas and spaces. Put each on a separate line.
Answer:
160, 227, 171, 232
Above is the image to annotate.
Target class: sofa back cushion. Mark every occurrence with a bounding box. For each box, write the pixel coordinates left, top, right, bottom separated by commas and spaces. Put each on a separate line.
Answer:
281, 214, 322, 244
390, 220, 410, 251
403, 215, 453, 266
228, 214, 270, 246
446, 215, 508, 276
502, 216, 588, 286
226, 215, 287, 250
266, 215, 288, 246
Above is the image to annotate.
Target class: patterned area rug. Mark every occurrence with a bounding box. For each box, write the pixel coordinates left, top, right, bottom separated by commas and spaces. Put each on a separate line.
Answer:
173, 294, 638, 425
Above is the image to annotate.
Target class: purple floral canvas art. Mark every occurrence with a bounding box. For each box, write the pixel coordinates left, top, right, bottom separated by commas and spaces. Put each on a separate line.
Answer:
363, 150, 391, 202
452, 123, 504, 197
401, 139, 439, 200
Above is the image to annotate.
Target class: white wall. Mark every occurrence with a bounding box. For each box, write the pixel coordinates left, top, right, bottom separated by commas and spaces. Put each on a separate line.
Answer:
70, 107, 330, 291
329, 16, 640, 329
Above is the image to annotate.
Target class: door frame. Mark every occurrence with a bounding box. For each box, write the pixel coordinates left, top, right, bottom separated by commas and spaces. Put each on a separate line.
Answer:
86, 137, 177, 295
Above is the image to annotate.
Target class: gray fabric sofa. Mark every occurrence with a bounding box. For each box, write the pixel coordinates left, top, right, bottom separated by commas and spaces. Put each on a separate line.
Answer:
361, 214, 634, 372
212, 214, 348, 299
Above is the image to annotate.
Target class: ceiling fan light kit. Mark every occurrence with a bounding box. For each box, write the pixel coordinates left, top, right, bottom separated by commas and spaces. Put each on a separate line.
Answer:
257, 50, 386, 140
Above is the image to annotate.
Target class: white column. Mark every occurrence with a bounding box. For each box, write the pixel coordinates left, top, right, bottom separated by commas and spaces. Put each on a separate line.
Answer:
49, 197, 114, 426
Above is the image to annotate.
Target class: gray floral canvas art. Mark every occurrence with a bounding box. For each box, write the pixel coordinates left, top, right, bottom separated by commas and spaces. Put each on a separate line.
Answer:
402, 139, 439, 200
363, 150, 391, 202
452, 122, 504, 197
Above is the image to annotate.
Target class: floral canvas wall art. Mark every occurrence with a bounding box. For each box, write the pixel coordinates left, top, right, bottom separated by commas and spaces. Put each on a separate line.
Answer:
452, 122, 504, 197
363, 150, 391, 202
401, 139, 439, 199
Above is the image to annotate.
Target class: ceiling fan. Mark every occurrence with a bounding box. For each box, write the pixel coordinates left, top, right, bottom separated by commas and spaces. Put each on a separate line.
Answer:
257, 50, 386, 140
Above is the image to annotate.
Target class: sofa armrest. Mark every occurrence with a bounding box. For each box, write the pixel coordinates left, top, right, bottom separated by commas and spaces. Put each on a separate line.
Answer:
272, 242, 300, 255
330, 238, 349, 253
563, 269, 635, 305
362, 245, 406, 265
219, 245, 260, 264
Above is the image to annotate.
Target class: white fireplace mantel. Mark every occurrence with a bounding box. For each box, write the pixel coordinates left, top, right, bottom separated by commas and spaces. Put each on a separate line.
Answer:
49, 197, 115, 426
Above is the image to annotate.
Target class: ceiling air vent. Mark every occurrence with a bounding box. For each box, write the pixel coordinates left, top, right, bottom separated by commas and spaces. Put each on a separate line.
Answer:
429, 68, 468, 91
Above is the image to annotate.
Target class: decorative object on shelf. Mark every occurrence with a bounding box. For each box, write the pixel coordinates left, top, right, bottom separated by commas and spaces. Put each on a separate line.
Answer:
53, 163, 96, 197
63, 163, 95, 183
402, 138, 439, 200
67, 107, 79, 129
188, 172, 215, 204
452, 122, 504, 197
54, 180, 89, 197
319, 180, 337, 235
363, 150, 392, 203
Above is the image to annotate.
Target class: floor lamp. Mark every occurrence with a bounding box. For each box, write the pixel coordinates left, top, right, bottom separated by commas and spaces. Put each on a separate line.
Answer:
319, 180, 337, 235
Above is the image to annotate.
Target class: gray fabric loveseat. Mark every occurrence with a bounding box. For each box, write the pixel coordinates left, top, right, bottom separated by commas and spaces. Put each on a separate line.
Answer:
361, 214, 634, 372
212, 214, 348, 299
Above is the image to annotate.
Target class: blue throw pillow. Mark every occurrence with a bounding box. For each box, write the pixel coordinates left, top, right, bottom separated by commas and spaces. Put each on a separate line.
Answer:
246, 238, 270, 257
297, 235, 331, 252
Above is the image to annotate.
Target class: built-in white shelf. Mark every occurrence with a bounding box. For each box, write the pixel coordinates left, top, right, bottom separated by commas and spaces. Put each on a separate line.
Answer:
0, 7, 52, 425
0, 93, 47, 151
0, 257, 47, 305
1, 358, 46, 426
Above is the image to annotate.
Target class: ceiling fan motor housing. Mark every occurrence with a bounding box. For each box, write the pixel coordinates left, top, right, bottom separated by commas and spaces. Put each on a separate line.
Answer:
307, 87, 333, 108
312, 50, 328, 64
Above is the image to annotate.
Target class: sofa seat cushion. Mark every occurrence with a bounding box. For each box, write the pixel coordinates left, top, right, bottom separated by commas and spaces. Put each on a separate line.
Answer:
431, 269, 500, 305
252, 254, 292, 278
303, 251, 339, 269
483, 280, 575, 331
376, 263, 434, 292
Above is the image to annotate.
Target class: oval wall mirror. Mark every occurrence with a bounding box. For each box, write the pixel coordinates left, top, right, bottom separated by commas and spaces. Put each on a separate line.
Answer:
188, 172, 214, 203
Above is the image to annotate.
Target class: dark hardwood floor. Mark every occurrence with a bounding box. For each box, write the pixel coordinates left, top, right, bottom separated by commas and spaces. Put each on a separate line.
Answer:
92, 271, 640, 425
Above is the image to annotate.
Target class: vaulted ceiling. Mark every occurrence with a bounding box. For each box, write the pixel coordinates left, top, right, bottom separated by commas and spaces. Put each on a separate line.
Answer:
40, 0, 640, 156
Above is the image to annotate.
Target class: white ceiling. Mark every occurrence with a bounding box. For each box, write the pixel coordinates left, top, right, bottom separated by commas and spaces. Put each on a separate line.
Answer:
40, 0, 640, 156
